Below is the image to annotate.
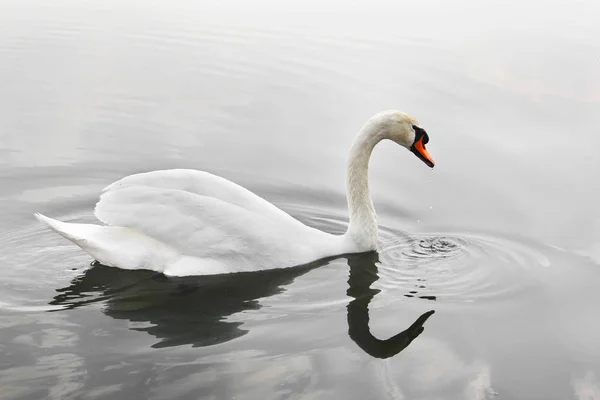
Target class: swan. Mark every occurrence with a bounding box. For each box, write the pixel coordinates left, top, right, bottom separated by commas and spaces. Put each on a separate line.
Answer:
35, 110, 435, 276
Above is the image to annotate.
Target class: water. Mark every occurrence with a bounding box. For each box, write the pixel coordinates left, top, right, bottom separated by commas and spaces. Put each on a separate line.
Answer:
1, 0, 600, 398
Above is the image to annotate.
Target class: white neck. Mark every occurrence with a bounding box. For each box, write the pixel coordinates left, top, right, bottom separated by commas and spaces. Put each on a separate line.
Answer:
343, 121, 383, 251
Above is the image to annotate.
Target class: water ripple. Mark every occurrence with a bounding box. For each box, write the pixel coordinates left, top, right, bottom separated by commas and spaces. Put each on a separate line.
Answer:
1, 203, 552, 313
281, 203, 552, 304
376, 227, 549, 303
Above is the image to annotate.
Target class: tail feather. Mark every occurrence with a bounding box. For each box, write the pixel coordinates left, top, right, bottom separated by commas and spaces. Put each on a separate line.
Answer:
34, 213, 175, 273
34, 213, 89, 245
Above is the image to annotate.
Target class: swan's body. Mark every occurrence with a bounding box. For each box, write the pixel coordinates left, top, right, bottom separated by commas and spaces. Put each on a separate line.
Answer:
36, 111, 435, 276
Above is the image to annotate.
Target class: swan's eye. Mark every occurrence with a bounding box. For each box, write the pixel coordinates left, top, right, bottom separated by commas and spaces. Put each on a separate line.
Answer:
412, 125, 429, 144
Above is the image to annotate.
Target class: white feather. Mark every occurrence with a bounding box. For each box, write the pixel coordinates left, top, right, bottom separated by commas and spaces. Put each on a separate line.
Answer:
101, 169, 300, 225
94, 185, 336, 275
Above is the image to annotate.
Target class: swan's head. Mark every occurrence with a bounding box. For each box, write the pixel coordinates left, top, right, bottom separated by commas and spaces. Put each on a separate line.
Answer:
368, 110, 435, 168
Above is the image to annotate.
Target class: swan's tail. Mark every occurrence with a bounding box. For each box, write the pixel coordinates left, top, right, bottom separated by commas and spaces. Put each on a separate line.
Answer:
34, 213, 173, 273
34, 213, 92, 246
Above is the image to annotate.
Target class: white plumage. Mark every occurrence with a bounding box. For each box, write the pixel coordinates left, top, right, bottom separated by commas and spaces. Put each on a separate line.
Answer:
36, 111, 434, 276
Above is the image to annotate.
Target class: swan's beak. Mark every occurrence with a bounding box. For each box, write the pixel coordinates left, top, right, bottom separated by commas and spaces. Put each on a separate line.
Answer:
410, 137, 435, 168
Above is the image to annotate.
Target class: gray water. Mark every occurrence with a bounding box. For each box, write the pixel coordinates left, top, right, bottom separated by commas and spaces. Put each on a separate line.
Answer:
1, 1, 600, 399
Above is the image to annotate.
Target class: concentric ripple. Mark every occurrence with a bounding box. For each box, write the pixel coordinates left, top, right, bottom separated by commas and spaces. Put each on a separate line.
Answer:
376, 227, 551, 303
1, 203, 555, 312
282, 203, 554, 304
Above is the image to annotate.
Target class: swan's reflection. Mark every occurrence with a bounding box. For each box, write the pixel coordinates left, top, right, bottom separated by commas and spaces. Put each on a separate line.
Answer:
50, 256, 434, 355
50, 261, 324, 348
346, 252, 435, 359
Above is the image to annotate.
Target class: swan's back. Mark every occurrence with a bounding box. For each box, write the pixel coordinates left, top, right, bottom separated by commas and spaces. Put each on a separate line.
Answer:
94, 185, 336, 275
102, 169, 302, 227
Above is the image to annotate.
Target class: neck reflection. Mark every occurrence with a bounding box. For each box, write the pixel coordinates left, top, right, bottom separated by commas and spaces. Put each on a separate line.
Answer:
346, 252, 435, 359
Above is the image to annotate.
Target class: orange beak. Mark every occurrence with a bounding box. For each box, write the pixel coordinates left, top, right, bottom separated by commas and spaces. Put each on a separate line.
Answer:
411, 137, 435, 168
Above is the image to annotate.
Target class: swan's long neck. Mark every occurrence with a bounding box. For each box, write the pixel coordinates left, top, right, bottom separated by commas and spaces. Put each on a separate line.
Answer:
344, 121, 383, 251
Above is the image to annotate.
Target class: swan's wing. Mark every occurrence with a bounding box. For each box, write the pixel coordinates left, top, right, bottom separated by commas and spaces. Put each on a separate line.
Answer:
94, 186, 327, 274
103, 169, 300, 226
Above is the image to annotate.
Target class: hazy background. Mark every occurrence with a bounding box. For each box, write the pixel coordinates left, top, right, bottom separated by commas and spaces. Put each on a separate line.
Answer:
1, 1, 599, 399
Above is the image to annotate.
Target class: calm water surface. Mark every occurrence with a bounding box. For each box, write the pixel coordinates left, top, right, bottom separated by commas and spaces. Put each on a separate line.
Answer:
1, 1, 600, 399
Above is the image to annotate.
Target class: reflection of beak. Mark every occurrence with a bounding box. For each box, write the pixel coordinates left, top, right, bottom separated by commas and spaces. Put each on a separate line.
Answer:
411, 137, 435, 168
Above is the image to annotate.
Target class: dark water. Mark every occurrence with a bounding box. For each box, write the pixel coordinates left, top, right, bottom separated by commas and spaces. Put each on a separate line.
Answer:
1, 1, 600, 399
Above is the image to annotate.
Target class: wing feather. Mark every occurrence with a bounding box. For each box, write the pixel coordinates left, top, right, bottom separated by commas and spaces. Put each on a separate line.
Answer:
102, 169, 300, 226
94, 186, 326, 273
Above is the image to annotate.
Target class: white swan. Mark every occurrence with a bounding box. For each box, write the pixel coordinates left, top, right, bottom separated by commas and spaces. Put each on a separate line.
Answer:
36, 111, 435, 276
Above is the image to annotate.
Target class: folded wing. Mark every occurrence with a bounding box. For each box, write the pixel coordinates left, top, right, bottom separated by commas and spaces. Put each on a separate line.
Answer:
102, 169, 301, 226
94, 186, 326, 274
